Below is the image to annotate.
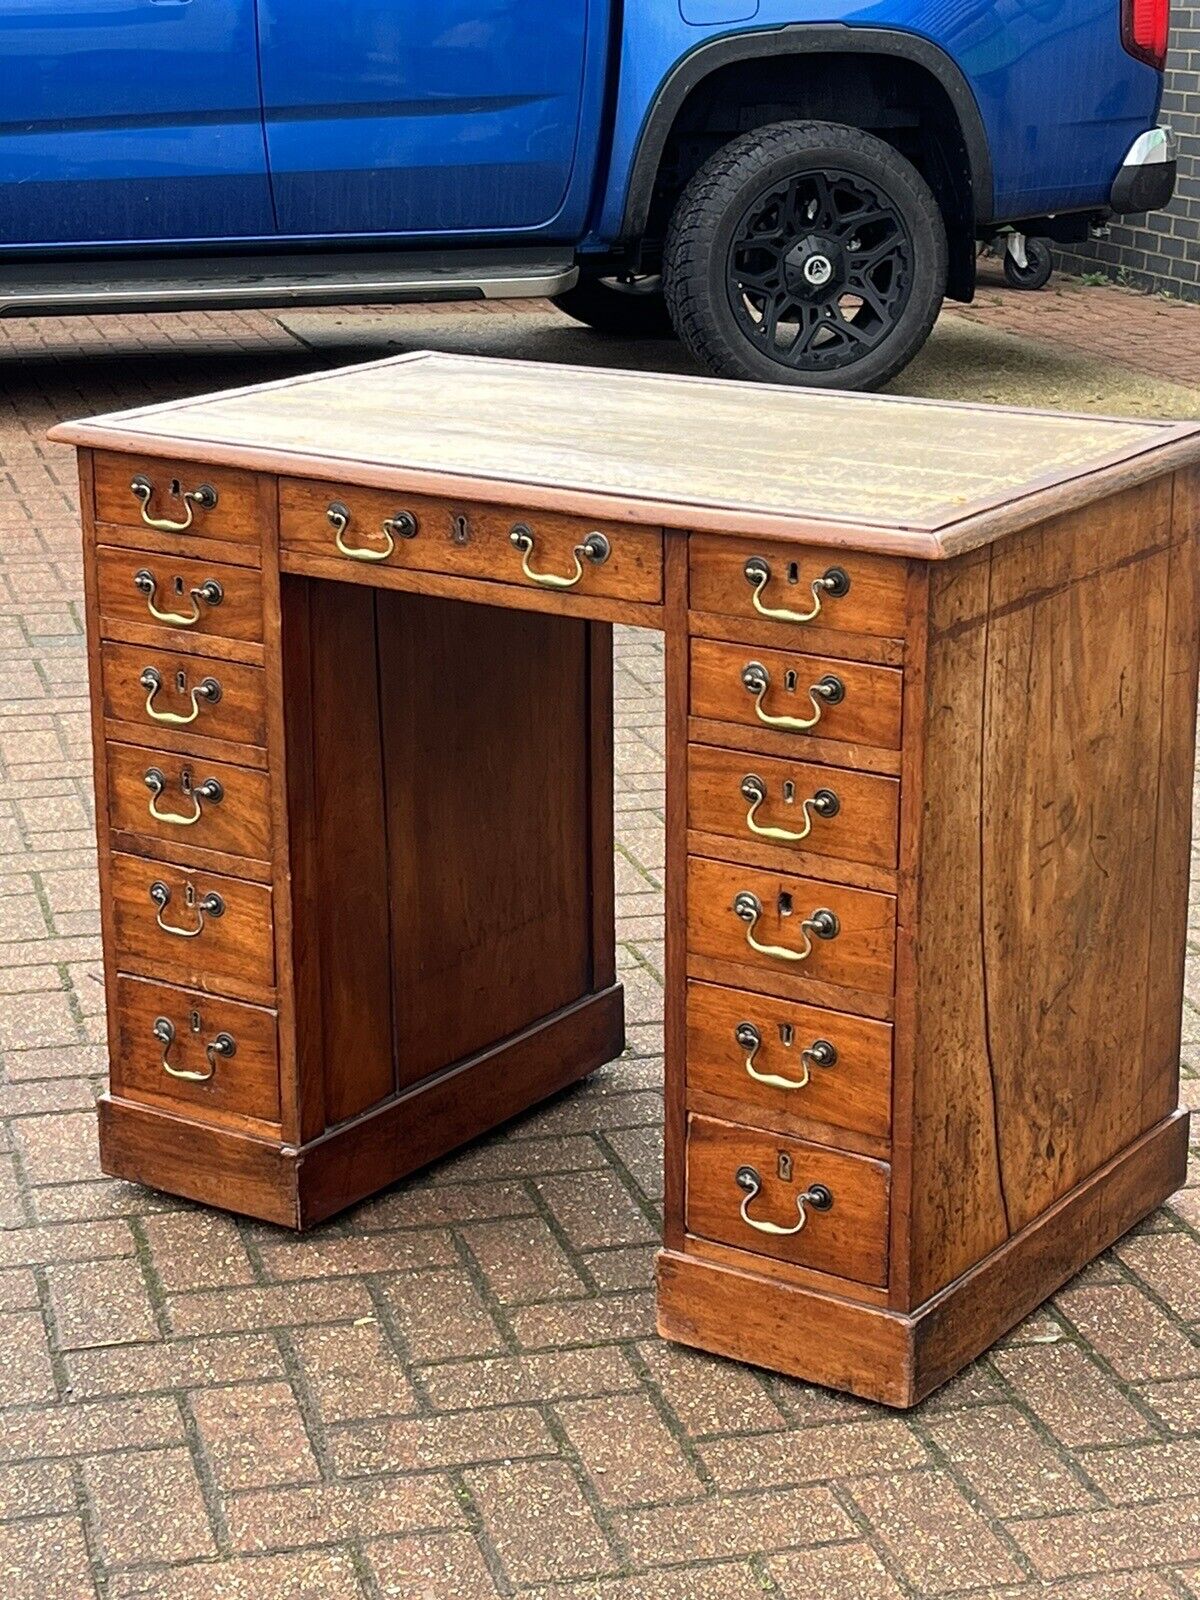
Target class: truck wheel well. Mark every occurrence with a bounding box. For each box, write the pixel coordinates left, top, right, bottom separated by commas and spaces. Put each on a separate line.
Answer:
631, 48, 981, 302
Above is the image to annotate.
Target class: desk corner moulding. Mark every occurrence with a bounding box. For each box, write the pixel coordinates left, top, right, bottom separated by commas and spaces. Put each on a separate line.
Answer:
49, 351, 1200, 1406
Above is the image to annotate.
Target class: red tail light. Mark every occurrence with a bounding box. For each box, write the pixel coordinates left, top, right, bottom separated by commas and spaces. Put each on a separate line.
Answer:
1122, 0, 1170, 68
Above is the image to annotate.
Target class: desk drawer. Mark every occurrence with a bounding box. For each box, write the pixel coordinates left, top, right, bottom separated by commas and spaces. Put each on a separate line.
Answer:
94, 453, 261, 550
690, 534, 908, 640
96, 545, 264, 648
112, 974, 280, 1131
110, 853, 275, 995
687, 981, 892, 1140
279, 478, 663, 604
687, 856, 895, 996
691, 638, 902, 752
686, 1113, 890, 1285
101, 641, 267, 751
688, 744, 898, 870
106, 742, 272, 864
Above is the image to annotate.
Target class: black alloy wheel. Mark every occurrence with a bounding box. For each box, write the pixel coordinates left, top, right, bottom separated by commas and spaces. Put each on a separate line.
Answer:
664, 121, 948, 391
727, 168, 913, 373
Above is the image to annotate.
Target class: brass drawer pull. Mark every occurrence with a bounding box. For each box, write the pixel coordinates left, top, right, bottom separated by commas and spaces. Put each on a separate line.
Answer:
510, 523, 611, 589
130, 474, 217, 533
744, 557, 850, 624
148, 880, 224, 938
735, 1022, 837, 1090
327, 500, 413, 562
144, 767, 223, 827
133, 568, 223, 627
732, 891, 839, 963
741, 663, 843, 731
139, 666, 221, 725
153, 1015, 236, 1082
735, 1164, 833, 1236
740, 774, 839, 842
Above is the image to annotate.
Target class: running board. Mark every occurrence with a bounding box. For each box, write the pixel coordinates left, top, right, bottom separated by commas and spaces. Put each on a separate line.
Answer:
0, 248, 578, 317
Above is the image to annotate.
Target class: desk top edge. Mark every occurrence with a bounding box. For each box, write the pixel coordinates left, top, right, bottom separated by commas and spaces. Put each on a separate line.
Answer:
49, 350, 1200, 560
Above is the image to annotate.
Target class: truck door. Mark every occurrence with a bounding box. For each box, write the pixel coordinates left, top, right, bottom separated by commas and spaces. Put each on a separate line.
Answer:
0, 0, 273, 248
256, 0, 590, 237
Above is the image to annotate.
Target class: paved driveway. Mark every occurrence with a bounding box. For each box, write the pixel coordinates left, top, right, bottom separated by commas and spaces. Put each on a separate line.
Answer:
1, 293, 1199, 1599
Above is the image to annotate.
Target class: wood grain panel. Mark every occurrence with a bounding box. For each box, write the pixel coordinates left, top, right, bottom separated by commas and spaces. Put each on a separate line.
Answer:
280, 477, 662, 603
101, 640, 266, 751
106, 742, 272, 864
93, 452, 261, 547
687, 979, 892, 1140
689, 533, 908, 639
687, 856, 895, 996
109, 852, 275, 997
96, 544, 263, 648
688, 743, 898, 870
112, 974, 280, 1132
686, 1113, 890, 1285
376, 590, 593, 1087
690, 638, 902, 752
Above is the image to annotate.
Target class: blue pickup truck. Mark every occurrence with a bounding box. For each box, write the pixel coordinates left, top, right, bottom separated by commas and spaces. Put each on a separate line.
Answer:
1, 1, 1177, 390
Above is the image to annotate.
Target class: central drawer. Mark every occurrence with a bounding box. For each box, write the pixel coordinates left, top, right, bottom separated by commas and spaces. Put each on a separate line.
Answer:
686, 1112, 890, 1285
280, 478, 663, 603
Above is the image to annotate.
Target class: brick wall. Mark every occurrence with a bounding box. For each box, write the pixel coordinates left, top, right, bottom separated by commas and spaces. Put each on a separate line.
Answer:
1053, 10, 1200, 299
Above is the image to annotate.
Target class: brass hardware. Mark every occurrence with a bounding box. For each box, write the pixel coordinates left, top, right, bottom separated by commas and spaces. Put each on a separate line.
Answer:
740, 774, 839, 842
132, 568, 223, 627
451, 513, 472, 546
327, 500, 395, 562
743, 557, 850, 623
735, 1021, 838, 1090
383, 510, 418, 541
732, 892, 839, 963
130, 474, 217, 533
153, 1015, 236, 1082
144, 767, 223, 827
741, 663, 844, 731
148, 880, 224, 938
139, 666, 221, 726
735, 1165, 833, 1236
509, 523, 611, 589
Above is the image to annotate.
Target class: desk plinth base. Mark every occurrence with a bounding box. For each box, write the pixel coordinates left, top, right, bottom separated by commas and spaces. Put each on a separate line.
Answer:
98, 983, 624, 1229
657, 1109, 1189, 1407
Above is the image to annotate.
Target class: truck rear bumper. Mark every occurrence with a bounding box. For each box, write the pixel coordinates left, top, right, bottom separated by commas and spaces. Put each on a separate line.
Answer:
1111, 127, 1177, 214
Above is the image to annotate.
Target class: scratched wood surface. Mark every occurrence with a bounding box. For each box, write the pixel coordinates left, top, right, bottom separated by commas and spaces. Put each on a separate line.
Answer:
50, 353, 1200, 556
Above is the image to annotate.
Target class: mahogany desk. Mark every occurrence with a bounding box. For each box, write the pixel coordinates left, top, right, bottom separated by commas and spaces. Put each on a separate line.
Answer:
51, 355, 1200, 1406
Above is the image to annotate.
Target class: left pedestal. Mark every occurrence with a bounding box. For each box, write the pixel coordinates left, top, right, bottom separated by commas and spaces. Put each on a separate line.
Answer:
81, 451, 624, 1227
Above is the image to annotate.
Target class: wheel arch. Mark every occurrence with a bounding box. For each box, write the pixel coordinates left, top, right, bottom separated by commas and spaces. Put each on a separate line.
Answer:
617, 25, 995, 245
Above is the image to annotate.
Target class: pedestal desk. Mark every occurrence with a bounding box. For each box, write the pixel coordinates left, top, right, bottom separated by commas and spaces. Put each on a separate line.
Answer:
51, 354, 1200, 1407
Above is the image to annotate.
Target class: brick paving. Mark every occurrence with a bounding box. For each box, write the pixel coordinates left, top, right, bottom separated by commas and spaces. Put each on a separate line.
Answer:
1, 293, 1199, 1599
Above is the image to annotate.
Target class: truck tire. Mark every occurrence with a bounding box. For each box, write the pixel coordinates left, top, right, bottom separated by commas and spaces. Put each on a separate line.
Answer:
663, 121, 947, 391
552, 274, 675, 338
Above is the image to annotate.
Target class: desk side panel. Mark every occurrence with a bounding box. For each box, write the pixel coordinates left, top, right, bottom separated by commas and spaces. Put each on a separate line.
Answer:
907, 477, 1192, 1306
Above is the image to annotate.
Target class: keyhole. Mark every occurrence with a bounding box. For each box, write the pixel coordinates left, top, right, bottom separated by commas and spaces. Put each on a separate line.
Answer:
782, 780, 796, 806
777, 1151, 793, 1182
778, 1022, 794, 1048
188, 1008, 202, 1035
451, 514, 470, 546
169, 478, 182, 498
778, 891, 793, 917
180, 769, 193, 797
787, 561, 800, 586
175, 669, 187, 694
172, 575, 184, 597
784, 669, 798, 692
